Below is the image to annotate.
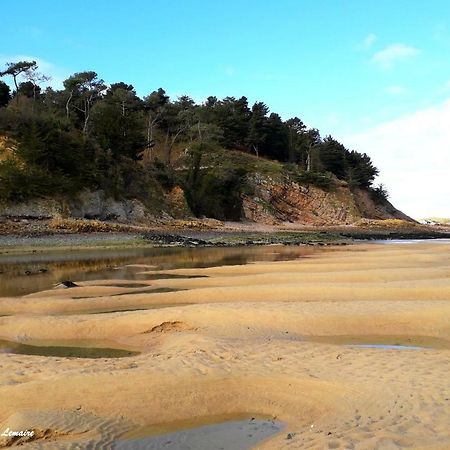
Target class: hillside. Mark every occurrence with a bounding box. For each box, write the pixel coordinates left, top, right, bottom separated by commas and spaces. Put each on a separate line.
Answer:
0, 143, 411, 226
0, 61, 414, 228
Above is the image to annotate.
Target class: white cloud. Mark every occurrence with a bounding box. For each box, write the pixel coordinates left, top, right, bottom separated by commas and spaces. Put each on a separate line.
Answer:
342, 99, 450, 219
384, 85, 408, 95
0, 55, 71, 90
361, 33, 377, 49
371, 43, 420, 69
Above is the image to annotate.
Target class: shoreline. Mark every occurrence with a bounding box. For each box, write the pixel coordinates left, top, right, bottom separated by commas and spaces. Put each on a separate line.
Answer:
0, 223, 449, 255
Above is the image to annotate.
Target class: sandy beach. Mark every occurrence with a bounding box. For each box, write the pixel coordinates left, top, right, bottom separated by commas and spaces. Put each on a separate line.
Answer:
0, 241, 449, 449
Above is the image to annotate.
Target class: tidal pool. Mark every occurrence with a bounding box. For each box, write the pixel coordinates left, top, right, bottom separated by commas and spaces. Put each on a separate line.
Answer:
0, 339, 139, 358
308, 335, 450, 350
0, 245, 321, 297
114, 415, 283, 450
347, 344, 425, 350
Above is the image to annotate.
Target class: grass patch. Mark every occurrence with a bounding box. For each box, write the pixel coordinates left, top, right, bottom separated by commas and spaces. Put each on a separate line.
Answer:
48, 218, 133, 233
355, 219, 417, 229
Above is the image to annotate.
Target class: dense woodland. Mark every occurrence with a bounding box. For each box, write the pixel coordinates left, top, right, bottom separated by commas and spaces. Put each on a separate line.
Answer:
0, 61, 386, 220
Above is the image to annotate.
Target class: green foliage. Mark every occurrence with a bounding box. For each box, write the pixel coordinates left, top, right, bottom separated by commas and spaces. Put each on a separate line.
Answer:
284, 165, 335, 190
186, 167, 247, 220
182, 143, 251, 220
263, 113, 289, 161
370, 183, 390, 201
0, 158, 72, 202
285, 117, 307, 164
18, 81, 39, 98
316, 136, 378, 188
208, 96, 251, 148
0, 61, 37, 91
247, 101, 269, 155
91, 83, 144, 160
346, 150, 379, 188
0, 60, 385, 216
0, 81, 11, 107
0, 111, 97, 200
147, 159, 177, 190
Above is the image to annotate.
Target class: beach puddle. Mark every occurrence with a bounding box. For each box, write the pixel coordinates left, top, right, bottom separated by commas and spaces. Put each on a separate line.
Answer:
309, 335, 450, 350
0, 245, 321, 297
114, 414, 283, 450
89, 303, 193, 314
0, 339, 139, 358
75, 287, 183, 299
347, 344, 425, 350
97, 283, 151, 288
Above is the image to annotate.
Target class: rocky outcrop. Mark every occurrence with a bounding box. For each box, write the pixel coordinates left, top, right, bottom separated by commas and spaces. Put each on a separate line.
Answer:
0, 191, 151, 222
351, 188, 414, 222
0, 174, 412, 226
241, 174, 412, 225
70, 191, 149, 221
0, 197, 68, 221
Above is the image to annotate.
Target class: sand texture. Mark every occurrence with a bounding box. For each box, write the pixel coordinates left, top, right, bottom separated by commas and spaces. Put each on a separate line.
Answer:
0, 241, 449, 449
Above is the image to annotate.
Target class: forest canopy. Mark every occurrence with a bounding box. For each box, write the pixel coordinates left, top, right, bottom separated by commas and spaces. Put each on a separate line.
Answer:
0, 60, 383, 219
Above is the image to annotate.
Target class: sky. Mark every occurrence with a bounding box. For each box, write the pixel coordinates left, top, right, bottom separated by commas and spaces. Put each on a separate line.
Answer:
1, 0, 449, 218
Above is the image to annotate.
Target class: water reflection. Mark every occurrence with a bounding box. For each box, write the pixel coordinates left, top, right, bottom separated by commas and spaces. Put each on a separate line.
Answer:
0, 339, 139, 358
114, 415, 283, 450
0, 245, 319, 297
308, 335, 450, 349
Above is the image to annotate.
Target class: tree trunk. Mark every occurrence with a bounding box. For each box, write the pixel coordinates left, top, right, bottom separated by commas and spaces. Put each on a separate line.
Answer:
197, 120, 202, 141
164, 130, 170, 164
65, 90, 73, 118
83, 100, 89, 134
82, 94, 94, 134
147, 113, 159, 159
146, 119, 153, 160
288, 129, 295, 163
13, 75, 19, 105
166, 127, 184, 165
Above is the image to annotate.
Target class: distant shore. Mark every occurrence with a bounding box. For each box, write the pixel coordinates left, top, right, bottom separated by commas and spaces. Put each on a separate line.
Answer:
0, 218, 449, 254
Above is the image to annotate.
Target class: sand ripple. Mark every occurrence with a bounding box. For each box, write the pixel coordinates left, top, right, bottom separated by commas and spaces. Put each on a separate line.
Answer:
0, 241, 449, 449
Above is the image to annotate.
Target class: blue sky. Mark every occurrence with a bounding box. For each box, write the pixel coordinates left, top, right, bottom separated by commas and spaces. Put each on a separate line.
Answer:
2, 0, 450, 217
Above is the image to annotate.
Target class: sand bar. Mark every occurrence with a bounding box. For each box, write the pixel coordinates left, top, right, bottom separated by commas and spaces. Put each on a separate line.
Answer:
0, 241, 449, 449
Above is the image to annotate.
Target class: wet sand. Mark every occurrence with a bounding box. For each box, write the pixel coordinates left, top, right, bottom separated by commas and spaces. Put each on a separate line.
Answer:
0, 241, 449, 449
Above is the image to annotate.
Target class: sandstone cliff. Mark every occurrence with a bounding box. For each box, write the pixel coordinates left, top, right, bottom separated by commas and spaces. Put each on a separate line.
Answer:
0, 174, 412, 226
241, 174, 412, 225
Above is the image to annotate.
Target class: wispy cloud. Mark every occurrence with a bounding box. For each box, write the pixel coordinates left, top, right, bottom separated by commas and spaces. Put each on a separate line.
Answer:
360, 33, 377, 50
384, 85, 408, 95
343, 98, 450, 218
0, 55, 71, 89
371, 43, 420, 69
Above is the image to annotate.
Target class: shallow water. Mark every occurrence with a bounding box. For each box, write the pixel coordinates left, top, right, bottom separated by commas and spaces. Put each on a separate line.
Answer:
372, 238, 450, 244
88, 303, 193, 315
0, 245, 321, 297
347, 344, 425, 350
0, 339, 139, 358
114, 415, 283, 450
309, 335, 450, 349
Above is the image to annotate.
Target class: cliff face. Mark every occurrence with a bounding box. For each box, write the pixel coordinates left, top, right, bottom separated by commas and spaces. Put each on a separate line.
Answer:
351, 188, 413, 222
241, 174, 413, 225
0, 188, 192, 223
0, 173, 412, 225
